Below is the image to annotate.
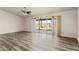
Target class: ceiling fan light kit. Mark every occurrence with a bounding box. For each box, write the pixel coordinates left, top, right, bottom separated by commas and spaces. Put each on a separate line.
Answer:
21, 7, 31, 15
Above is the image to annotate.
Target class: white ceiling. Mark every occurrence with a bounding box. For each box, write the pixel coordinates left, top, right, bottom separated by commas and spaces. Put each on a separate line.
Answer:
0, 7, 76, 16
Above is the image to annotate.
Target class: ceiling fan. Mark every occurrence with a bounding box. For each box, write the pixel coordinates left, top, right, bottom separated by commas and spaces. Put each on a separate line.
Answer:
21, 7, 31, 15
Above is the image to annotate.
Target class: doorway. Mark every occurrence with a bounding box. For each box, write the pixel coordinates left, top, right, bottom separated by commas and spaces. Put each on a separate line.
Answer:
52, 16, 61, 36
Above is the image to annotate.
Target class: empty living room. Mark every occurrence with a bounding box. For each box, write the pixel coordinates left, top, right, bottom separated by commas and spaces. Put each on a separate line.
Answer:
0, 7, 78, 51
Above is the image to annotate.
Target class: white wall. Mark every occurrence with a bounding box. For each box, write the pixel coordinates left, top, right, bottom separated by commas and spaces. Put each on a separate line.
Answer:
24, 9, 77, 38
61, 9, 77, 38
77, 8, 79, 41
24, 16, 32, 32
0, 9, 24, 34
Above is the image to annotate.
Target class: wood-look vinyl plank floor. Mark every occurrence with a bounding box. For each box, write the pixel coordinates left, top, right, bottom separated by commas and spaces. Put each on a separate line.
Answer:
0, 31, 78, 51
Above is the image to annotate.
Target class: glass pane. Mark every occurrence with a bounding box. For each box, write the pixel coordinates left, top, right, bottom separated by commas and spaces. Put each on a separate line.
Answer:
40, 20, 47, 30
35, 20, 39, 30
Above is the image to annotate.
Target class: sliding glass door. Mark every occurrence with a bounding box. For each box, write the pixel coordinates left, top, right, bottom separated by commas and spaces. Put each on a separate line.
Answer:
35, 18, 53, 34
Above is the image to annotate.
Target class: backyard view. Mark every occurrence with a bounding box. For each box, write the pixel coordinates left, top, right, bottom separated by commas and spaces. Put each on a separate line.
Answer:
35, 19, 52, 31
